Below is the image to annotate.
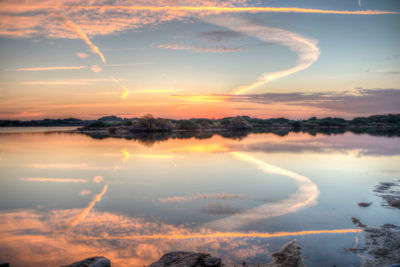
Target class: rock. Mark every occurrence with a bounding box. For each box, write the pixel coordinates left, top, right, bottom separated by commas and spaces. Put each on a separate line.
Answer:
369, 247, 390, 257
62, 257, 110, 267
374, 182, 396, 193
358, 202, 372, 207
351, 217, 366, 227
147, 240, 304, 267
265, 240, 305, 267
363, 225, 400, 267
384, 195, 400, 209
351, 217, 361, 225
148, 252, 222, 267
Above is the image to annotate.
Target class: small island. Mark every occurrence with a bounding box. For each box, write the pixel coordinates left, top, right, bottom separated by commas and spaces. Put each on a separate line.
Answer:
75, 114, 400, 137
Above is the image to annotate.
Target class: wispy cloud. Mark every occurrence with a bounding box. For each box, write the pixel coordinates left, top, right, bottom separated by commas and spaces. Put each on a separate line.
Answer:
15, 66, 87, 71
158, 43, 244, 53
206, 15, 320, 94
158, 193, 245, 203
90, 65, 102, 73
20, 177, 88, 183
0, 1, 397, 40
201, 202, 245, 215
63, 19, 106, 63
227, 88, 400, 115
79, 189, 91, 196
76, 52, 89, 58
199, 30, 244, 43
21, 78, 115, 85
93, 176, 103, 183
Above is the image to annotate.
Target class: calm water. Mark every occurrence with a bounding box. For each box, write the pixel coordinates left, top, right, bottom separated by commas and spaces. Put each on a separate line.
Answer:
0, 128, 399, 266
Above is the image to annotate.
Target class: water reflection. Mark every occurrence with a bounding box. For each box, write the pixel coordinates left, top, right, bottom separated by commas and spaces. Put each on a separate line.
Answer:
206, 152, 319, 230
0, 208, 360, 267
0, 129, 399, 266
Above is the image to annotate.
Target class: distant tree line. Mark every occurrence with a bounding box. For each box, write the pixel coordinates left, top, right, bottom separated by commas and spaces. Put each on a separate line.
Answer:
1, 114, 399, 131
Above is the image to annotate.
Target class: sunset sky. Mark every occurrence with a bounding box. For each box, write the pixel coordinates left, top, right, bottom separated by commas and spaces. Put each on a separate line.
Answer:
0, 0, 399, 120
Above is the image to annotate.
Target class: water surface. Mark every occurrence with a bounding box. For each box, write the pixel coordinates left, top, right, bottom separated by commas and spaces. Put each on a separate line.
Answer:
0, 128, 399, 266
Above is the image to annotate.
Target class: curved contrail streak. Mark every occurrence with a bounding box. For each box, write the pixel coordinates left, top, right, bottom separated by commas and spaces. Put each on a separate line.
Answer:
82, 228, 361, 240
74, 6, 398, 15
206, 152, 319, 231
206, 15, 320, 94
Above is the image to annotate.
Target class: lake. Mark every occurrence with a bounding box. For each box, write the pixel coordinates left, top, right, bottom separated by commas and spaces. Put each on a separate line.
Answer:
0, 128, 399, 266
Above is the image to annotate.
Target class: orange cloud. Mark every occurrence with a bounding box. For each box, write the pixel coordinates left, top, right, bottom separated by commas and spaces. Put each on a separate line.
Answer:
93, 175, 104, 183
90, 65, 102, 72
76, 52, 89, 58
0, 1, 397, 40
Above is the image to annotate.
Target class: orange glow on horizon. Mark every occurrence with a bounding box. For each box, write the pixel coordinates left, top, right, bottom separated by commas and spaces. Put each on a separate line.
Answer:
170, 144, 230, 153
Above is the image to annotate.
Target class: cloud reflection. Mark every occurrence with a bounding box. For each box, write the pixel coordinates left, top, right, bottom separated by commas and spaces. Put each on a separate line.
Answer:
0, 208, 360, 266
20, 177, 88, 183
63, 184, 108, 231
206, 152, 319, 230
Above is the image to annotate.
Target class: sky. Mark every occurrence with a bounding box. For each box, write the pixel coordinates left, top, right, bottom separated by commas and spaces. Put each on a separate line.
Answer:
0, 0, 399, 120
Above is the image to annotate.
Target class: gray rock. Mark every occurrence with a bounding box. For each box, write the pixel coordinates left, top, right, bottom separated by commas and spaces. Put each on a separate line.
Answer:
148, 252, 222, 267
384, 195, 400, 209
358, 202, 372, 207
374, 182, 396, 193
62, 257, 111, 267
369, 247, 390, 257
266, 240, 305, 267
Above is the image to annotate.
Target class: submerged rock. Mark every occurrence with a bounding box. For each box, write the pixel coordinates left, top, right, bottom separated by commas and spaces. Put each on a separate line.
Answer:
374, 182, 396, 193
62, 256, 110, 267
384, 195, 400, 209
358, 202, 372, 207
374, 181, 400, 209
264, 240, 305, 267
148, 252, 222, 267
148, 240, 304, 267
351, 217, 366, 228
348, 224, 400, 267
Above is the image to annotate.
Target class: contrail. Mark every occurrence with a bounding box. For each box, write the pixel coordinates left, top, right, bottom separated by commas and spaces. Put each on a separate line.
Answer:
63, 20, 106, 63
75, 5, 399, 15
358, 0, 362, 8
206, 16, 320, 94
64, 184, 108, 230
206, 152, 319, 230
80, 228, 361, 240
